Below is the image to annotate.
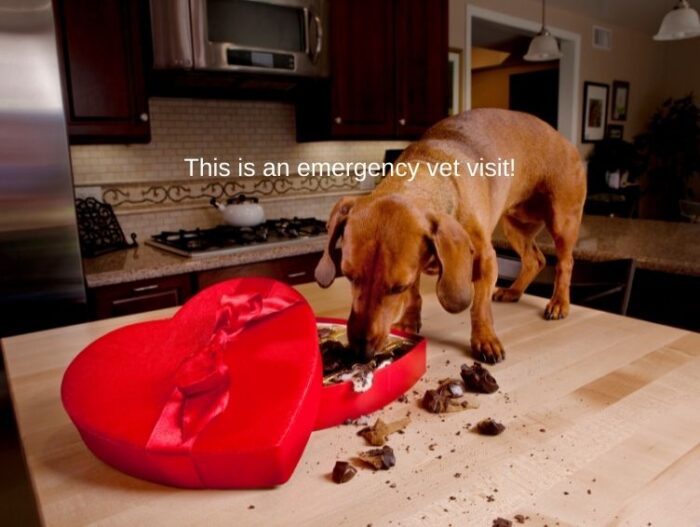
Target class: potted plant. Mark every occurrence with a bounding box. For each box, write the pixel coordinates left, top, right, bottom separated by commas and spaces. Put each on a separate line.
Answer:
634, 94, 700, 221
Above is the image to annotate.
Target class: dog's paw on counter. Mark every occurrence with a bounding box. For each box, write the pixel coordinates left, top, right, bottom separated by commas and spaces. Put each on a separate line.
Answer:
544, 297, 570, 320
470, 332, 506, 363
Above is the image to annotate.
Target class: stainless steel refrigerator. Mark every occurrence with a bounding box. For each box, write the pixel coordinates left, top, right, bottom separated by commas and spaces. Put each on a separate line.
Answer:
0, 0, 86, 337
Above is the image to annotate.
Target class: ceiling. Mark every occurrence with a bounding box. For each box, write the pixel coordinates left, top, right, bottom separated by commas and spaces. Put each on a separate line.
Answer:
546, 0, 680, 35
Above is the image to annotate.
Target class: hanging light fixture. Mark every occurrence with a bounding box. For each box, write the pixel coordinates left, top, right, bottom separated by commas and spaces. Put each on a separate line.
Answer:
524, 0, 563, 61
654, 0, 700, 41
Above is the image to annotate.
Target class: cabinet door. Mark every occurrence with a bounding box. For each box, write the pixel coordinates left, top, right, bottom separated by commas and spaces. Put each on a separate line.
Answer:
89, 274, 192, 319
197, 252, 326, 290
330, 0, 395, 137
394, 0, 448, 138
55, 0, 150, 143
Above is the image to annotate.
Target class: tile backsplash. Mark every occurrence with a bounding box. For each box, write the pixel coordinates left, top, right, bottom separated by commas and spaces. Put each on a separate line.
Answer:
70, 97, 406, 185
71, 97, 406, 240
71, 98, 406, 240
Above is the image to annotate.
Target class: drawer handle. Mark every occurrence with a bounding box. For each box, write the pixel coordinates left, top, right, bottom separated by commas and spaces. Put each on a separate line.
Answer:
287, 271, 307, 278
133, 284, 159, 293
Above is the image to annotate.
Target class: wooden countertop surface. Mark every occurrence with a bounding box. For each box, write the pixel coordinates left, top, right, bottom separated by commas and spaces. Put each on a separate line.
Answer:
3, 278, 700, 527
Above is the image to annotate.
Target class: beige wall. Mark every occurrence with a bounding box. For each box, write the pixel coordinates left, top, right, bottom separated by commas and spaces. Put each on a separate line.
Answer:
472, 63, 557, 110
449, 0, 670, 153
660, 38, 700, 99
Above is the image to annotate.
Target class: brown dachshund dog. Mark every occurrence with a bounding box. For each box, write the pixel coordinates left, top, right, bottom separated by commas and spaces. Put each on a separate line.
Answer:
315, 109, 586, 363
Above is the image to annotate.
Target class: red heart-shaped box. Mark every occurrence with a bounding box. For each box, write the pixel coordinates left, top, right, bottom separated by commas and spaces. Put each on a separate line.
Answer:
62, 278, 425, 489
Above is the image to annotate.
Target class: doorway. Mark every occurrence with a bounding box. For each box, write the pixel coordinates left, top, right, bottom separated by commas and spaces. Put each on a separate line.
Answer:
465, 6, 580, 143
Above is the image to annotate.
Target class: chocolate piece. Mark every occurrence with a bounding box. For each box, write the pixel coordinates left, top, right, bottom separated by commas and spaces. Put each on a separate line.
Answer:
475, 418, 506, 436
437, 378, 466, 398
332, 461, 357, 483
358, 417, 411, 446
514, 514, 527, 524
422, 389, 470, 414
358, 445, 396, 470
460, 362, 499, 393
492, 518, 512, 527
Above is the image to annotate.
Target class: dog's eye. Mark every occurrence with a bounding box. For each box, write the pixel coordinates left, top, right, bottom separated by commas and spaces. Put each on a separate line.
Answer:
387, 284, 409, 295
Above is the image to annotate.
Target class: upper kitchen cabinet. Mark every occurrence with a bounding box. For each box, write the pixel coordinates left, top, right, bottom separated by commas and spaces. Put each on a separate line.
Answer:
329, 0, 396, 137
54, 0, 150, 144
394, 0, 448, 138
296, 0, 448, 141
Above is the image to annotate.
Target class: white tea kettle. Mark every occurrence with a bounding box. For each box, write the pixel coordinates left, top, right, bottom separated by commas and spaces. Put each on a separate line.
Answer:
210, 194, 265, 227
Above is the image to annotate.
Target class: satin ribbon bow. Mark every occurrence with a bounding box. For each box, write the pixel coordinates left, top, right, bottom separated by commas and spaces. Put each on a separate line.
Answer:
146, 291, 298, 453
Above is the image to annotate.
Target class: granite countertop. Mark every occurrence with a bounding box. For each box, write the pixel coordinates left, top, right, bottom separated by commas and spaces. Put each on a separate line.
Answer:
83, 236, 328, 288
493, 215, 700, 277
84, 215, 700, 288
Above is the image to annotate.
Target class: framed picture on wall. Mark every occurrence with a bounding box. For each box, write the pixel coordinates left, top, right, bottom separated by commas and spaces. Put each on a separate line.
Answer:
448, 48, 463, 116
582, 81, 609, 143
611, 80, 630, 121
606, 124, 624, 139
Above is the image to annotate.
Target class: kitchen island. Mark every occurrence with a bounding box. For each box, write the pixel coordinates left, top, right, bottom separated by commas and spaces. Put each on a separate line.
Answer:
3, 278, 700, 526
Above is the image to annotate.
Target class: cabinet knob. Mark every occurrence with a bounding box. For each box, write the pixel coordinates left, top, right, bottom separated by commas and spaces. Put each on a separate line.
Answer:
398, 118, 406, 126
334, 116, 342, 124
139, 113, 149, 122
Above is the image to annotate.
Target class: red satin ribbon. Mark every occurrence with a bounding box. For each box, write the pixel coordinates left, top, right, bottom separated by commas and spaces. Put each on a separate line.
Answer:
146, 292, 299, 454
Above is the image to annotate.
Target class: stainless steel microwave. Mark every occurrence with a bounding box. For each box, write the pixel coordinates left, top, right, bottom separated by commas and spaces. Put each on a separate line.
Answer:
150, 0, 328, 77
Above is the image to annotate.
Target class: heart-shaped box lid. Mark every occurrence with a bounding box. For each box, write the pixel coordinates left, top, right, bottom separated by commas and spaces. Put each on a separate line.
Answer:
62, 278, 322, 489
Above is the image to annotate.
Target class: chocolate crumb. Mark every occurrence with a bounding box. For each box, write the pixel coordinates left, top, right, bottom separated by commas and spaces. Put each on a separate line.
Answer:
357, 445, 396, 470
358, 417, 411, 446
422, 389, 470, 414
332, 461, 357, 484
587, 489, 592, 495
248, 505, 255, 510
454, 472, 461, 478
492, 519, 512, 527
514, 514, 527, 524
461, 362, 499, 393
475, 418, 506, 436
539, 428, 546, 433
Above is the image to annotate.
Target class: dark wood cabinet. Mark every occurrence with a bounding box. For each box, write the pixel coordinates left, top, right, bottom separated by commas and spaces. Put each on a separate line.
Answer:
55, 0, 150, 144
297, 0, 447, 141
88, 251, 341, 319
394, 0, 448, 138
329, 0, 396, 137
197, 251, 338, 290
89, 274, 192, 320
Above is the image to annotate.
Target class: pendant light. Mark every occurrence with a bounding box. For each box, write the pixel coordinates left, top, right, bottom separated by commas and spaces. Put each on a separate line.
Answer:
654, 0, 700, 41
524, 0, 563, 61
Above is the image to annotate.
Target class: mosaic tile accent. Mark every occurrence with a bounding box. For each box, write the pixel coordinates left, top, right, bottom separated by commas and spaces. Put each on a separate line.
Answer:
96, 174, 361, 211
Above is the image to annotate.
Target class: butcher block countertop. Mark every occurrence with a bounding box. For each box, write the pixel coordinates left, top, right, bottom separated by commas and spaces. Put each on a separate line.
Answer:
3, 278, 700, 527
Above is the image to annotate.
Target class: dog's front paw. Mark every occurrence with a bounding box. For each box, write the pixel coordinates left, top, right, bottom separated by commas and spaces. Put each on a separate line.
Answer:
492, 287, 522, 303
544, 298, 569, 320
470, 332, 505, 364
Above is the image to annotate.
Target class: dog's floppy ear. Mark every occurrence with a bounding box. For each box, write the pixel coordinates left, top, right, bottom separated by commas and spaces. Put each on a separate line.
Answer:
428, 212, 474, 313
315, 196, 357, 288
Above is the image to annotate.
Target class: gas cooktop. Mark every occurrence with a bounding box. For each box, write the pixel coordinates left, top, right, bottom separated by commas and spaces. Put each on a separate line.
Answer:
145, 217, 327, 258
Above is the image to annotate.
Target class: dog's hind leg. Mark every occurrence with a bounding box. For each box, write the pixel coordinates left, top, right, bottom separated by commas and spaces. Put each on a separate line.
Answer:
543, 210, 580, 320
493, 215, 545, 302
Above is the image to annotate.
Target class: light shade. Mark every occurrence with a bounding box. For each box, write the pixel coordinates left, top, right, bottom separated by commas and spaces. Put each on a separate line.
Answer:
654, 0, 700, 41
524, 30, 563, 61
